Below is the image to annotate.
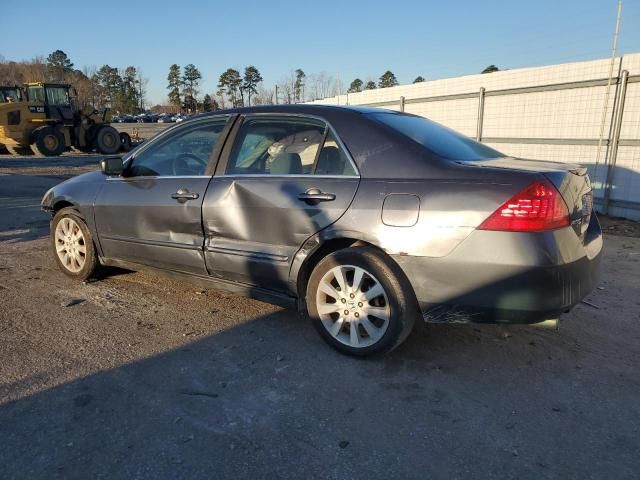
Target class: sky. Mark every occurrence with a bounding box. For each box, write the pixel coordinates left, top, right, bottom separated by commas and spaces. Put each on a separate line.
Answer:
1, 0, 639, 105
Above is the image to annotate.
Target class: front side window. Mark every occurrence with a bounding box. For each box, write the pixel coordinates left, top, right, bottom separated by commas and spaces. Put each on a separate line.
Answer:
126, 119, 227, 177
45, 87, 70, 106
226, 117, 357, 176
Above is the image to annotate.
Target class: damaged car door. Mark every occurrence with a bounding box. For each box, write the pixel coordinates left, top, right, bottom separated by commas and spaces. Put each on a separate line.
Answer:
94, 117, 231, 274
202, 114, 360, 292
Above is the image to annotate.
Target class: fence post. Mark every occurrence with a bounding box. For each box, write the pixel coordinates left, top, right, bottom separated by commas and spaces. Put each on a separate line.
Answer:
476, 87, 486, 141
399, 96, 405, 112
603, 69, 629, 214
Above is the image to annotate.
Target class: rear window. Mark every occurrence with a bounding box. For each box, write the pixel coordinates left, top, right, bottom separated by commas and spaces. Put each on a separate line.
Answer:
369, 112, 503, 161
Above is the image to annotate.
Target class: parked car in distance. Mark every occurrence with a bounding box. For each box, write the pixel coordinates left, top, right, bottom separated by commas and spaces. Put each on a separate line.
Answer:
41, 105, 602, 356
157, 115, 175, 123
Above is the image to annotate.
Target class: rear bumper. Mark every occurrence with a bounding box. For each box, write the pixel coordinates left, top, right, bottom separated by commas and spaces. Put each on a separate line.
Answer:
392, 215, 603, 324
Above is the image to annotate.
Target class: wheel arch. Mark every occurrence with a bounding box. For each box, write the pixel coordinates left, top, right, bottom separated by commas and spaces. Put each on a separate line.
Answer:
293, 235, 417, 314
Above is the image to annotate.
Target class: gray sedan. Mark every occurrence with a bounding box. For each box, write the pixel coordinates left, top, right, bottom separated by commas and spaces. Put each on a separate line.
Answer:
41, 105, 602, 356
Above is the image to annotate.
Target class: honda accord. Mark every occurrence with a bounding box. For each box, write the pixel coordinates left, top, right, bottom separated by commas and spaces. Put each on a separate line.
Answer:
41, 105, 602, 356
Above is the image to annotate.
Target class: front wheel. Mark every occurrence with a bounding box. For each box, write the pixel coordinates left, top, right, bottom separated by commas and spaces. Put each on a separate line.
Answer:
306, 246, 418, 356
51, 208, 99, 281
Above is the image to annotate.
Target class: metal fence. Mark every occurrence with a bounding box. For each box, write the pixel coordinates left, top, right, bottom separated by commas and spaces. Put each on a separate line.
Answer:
310, 54, 640, 221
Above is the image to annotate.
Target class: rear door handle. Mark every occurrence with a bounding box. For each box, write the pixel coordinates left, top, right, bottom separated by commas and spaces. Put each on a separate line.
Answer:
171, 188, 199, 201
298, 188, 336, 202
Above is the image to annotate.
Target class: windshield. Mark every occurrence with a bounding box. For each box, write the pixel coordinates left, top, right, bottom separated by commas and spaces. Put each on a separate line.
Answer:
369, 112, 503, 161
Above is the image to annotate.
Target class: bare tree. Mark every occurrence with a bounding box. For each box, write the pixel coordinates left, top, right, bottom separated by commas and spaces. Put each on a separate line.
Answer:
252, 84, 274, 105
136, 68, 149, 112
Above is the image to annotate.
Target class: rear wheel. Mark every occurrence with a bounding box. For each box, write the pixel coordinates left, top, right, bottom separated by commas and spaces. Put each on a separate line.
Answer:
119, 132, 132, 152
51, 208, 98, 281
306, 246, 418, 356
31, 126, 66, 157
94, 125, 121, 154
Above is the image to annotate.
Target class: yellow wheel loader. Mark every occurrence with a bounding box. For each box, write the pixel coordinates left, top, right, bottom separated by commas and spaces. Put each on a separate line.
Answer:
0, 82, 132, 157
0, 85, 25, 154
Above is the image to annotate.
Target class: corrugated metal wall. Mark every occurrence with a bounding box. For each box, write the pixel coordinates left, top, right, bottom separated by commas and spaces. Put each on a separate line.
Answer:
310, 54, 640, 220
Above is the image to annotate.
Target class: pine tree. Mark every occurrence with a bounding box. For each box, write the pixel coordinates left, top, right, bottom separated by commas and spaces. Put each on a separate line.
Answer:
202, 94, 213, 112
218, 68, 242, 107
242, 66, 263, 106
348, 78, 363, 93
182, 64, 202, 111
294, 69, 306, 102
46, 50, 74, 82
167, 64, 182, 110
378, 70, 399, 88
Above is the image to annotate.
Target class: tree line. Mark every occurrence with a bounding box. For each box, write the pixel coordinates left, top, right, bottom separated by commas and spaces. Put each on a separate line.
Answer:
0, 49, 502, 114
0, 50, 148, 114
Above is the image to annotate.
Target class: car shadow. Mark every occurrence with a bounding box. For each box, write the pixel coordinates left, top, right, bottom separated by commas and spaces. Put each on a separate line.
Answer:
1, 281, 635, 479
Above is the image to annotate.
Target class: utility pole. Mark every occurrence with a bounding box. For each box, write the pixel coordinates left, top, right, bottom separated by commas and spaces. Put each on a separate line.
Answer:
594, 0, 623, 189
274, 85, 278, 105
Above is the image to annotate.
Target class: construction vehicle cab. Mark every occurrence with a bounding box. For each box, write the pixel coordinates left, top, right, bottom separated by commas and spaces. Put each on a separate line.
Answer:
0, 82, 130, 156
0, 86, 23, 104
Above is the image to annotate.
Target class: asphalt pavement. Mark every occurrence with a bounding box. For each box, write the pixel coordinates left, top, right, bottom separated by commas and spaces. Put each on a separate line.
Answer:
0, 154, 639, 480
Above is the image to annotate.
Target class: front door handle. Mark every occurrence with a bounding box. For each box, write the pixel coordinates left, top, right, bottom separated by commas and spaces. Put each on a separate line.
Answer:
298, 188, 336, 203
171, 188, 199, 201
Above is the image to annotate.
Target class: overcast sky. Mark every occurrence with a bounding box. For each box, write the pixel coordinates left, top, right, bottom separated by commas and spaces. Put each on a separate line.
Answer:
2, 0, 639, 105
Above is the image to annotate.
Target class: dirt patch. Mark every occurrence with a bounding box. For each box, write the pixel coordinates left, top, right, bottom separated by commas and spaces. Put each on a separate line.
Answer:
600, 215, 640, 238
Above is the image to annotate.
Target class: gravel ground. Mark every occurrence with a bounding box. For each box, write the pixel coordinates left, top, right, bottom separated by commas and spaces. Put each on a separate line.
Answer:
1, 155, 639, 479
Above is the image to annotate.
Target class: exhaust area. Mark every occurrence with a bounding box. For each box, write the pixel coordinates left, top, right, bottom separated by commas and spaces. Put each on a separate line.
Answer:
533, 318, 560, 330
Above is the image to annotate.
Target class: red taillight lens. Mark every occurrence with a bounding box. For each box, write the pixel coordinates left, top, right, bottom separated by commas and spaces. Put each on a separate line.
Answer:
478, 180, 570, 232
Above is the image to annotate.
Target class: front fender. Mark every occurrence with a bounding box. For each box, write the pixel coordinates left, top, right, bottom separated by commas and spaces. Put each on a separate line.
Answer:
40, 170, 107, 248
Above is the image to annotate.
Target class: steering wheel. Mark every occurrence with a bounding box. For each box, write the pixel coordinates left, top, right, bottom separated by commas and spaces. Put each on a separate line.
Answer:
172, 153, 208, 176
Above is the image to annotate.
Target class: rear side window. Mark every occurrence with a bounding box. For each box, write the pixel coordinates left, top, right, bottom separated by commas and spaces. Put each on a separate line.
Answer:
225, 117, 357, 176
315, 131, 356, 176
227, 118, 325, 175
369, 112, 503, 161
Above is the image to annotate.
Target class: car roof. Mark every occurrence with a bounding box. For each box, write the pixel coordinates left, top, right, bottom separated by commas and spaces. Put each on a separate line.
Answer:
193, 104, 399, 119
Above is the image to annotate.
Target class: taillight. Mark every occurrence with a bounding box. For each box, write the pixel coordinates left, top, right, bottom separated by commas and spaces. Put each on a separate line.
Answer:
478, 179, 569, 232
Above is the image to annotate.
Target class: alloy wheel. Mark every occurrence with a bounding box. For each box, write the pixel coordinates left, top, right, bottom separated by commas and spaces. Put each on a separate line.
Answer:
315, 265, 390, 348
54, 217, 87, 273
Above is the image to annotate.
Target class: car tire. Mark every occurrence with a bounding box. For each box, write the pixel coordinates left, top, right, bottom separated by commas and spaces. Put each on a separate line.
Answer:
31, 126, 66, 157
119, 132, 132, 152
94, 125, 121, 155
51, 208, 99, 281
306, 246, 418, 356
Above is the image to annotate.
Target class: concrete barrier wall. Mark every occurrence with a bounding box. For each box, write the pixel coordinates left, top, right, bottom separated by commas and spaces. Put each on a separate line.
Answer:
309, 54, 640, 220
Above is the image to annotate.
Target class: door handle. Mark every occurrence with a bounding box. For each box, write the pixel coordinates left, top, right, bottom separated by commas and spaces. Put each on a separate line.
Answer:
298, 188, 336, 203
171, 188, 199, 201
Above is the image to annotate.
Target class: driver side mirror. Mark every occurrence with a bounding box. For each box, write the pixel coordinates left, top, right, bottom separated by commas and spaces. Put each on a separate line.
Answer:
100, 156, 123, 176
